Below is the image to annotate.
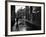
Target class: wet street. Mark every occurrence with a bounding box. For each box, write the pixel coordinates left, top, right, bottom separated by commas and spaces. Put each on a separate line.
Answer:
12, 18, 41, 31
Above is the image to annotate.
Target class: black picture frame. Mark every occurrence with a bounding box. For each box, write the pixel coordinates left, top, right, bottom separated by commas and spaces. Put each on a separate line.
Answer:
5, 1, 45, 36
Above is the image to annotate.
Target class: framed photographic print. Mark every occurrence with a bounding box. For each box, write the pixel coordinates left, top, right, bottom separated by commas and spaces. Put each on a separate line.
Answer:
5, 1, 45, 36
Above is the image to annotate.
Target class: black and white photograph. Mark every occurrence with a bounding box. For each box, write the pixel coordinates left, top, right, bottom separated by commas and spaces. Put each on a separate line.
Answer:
5, 1, 45, 36
11, 5, 41, 31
